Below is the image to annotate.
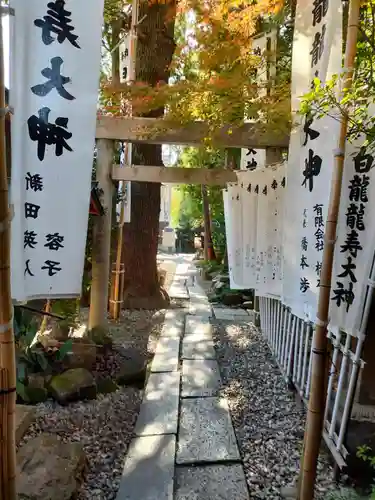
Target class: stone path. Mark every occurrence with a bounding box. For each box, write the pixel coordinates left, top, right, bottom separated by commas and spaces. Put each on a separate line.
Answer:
116, 256, 250, 500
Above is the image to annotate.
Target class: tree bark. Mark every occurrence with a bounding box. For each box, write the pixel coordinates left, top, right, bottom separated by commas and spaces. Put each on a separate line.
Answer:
122, 0, 176, 309
202, 185, 216, 261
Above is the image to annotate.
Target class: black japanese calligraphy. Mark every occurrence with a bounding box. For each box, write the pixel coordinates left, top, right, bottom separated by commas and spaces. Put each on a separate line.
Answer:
338, 256, 357, 283
121, 48, 129, 61
300, 277, 310, 293
25, 203, 41, 219
301, 237, 308, 252
312, 0, 328, 26
34, 0, 80, 48
25, 172, 43, 192
247, 158, 257, 170
340, 230, 363, 258
122, 67, 128, 81
271, 180, 278, 190
25, 259, 35, 277
254, 185, 259, 194
349, 174, 369, 203
300, 255, 309, 269
310, 25, 326, 68
24, 231, 38, 249
41, 260, 62, 276
302, 149, 322, 192
315, 228, 324, 251
45, 233, 65, 251
331, 281, 354, 312
262, 185, 267, 195
346, 203, 365, 231
281, 177, 286, 188
313, 203, 323, 217
354, 148, 374, 173
303, 117, 320, 146
247, 183, 252, 193
315, 261, 322, 276
28, 107, 73, 161
31, 56, 75, 100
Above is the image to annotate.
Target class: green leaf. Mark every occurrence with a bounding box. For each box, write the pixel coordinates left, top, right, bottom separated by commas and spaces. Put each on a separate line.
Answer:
16, 380, 30, 403
16, 361, 27, 383
56, 339, 73, 361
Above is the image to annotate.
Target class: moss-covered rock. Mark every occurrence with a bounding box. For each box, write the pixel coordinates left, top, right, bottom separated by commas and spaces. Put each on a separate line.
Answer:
49, 368, 97, 405
96, 377, 119, 394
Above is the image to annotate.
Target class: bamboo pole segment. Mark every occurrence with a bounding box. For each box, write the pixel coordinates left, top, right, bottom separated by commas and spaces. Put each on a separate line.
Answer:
40, 299, 51, 333
0, 13, 16, 499
298, 0, 361, 497
1, 368, 9, 499
110, 0, 138, 319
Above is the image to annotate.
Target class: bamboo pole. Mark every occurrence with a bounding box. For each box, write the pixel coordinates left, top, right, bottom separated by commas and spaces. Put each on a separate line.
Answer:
0, 14, 16, 499
298, 0, 361, 498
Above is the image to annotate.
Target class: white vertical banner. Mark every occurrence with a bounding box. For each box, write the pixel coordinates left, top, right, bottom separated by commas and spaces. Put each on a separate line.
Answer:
117, 143, 132, 224
10, 0, 104, 301
119, 33, 131, 84
224, 183, 245, 289
240, 33, 272, 172
159, 184, 171, 223
240, 147, 265, 171
282, 0, 342, 320
266, 164, 286, 298
255, 170, 272, 296
238, 171, 257, 287
329, 129, 375, 335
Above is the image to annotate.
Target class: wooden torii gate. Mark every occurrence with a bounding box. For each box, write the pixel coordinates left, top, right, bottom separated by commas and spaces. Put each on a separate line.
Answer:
89, 115, 290, 328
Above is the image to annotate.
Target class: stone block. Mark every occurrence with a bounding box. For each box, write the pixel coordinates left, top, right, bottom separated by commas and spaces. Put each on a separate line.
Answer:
175, 465, 250, 500
116, 434, 176, 500
181, 359, 221, 397
135, 372, 180, 436
177, 397, 240, 463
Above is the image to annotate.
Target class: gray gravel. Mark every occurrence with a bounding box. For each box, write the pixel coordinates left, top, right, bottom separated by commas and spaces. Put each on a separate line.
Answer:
212, 320, 336, 500
20, 309, 165, 500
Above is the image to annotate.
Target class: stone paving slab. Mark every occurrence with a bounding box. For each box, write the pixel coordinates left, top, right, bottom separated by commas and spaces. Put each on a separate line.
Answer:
135, 372, 180, 436
151, 336, 180, 372
182, 333, 216, 360
213, 309, 249, 321
169, 280, 189, 300
188, 304, 212, 317
163, 310, 185, 329
176, 397, 240, 463
181, 359, 221, 397
185, 316, 212, 336
213, 307, 249, 317
175, 464, 250, 500
116, 434, 176, 500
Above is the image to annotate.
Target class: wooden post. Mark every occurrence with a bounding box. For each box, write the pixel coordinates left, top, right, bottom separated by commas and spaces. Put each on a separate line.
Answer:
0, 13, 16, 500
298, 0, 361, 498
89, 139, 114, 330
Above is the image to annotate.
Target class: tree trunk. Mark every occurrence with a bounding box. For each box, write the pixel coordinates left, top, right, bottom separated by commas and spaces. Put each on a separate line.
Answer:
122, 0, 176, 309
202, 185, 216, 261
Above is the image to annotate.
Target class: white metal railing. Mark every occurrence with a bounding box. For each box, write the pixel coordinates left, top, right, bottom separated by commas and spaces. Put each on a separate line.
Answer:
258, 296, 365, 468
